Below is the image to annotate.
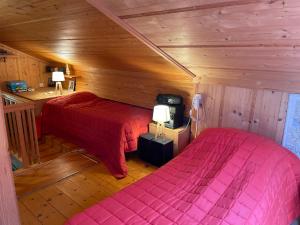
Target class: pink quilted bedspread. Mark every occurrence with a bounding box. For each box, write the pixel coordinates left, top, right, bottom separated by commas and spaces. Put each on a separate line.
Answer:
42, 92, 152, 178
65, 128, 300, 225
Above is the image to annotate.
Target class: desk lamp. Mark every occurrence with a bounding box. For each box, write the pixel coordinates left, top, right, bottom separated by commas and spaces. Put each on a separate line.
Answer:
153, 105, 170, 139
52, 71, 65, 95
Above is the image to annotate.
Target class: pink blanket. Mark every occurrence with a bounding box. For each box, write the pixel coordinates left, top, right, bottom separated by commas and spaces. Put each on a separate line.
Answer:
65, 128, 300, 225
42, 92, 152, 178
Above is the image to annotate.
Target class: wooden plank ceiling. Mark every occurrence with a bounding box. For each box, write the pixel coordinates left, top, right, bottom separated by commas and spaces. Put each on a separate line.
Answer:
1, 0, 300, 99
0, 0, 193, 80
98, 0, 300, 92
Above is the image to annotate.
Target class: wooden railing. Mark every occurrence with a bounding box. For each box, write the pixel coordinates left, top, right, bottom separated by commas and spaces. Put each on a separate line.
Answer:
2, 92, 40, 168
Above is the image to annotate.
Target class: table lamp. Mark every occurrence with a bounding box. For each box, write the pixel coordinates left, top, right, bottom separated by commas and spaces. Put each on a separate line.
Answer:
52, 71, 65, 95
153, 105, 170, 139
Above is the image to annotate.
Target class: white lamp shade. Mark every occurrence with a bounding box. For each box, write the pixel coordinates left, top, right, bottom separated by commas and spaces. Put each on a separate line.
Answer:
52, 71, 65, 82
153, 105, 170, 123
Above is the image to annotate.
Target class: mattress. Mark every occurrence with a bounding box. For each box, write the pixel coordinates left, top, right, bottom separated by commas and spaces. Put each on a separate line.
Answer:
65, 128, 300, 225
42, 92, 152, 178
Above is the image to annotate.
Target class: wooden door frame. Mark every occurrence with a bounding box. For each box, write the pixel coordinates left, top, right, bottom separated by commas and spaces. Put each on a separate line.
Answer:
0, 91, 21, 225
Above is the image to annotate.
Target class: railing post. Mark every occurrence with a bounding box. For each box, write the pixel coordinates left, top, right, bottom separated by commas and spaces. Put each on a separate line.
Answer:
15, 111, 30, 167
30, 109, 40, 163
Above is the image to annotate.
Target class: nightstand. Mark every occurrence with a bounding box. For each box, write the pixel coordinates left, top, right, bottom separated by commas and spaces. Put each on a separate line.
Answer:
138, 133, 173, 167
149, 122, 190, 155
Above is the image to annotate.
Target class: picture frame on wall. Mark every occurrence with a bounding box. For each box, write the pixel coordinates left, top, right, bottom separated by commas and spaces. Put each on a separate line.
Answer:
68, 80, 75, 91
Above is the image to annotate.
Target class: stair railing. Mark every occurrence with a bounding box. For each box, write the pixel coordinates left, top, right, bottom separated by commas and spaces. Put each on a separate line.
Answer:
1, 92, 40, 167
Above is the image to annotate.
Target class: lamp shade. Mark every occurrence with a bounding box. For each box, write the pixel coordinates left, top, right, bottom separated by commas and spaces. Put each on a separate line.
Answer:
52, 71, 65, 82
153, 105, 170, 123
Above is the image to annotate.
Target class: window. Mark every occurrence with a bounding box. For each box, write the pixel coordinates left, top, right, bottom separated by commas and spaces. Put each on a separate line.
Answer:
283, 94, 300, 158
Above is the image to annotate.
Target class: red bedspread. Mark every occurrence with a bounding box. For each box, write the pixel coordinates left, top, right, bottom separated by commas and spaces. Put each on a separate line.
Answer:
42, 92, 152, 178
65, 128, 300, 225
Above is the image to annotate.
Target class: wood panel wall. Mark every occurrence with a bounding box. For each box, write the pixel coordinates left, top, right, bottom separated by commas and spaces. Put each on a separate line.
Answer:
0, 44, 49, 90
194, 83, 288, 143
75, 69, 193, 110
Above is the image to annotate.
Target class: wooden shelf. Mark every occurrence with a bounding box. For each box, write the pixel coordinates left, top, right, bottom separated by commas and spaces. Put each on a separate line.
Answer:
64, 75, 80, 79
0, 54, 17, 58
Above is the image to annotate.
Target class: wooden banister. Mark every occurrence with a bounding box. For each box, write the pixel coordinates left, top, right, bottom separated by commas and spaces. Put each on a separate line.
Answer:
0, 92, 21, 225
2, 92, 40, 168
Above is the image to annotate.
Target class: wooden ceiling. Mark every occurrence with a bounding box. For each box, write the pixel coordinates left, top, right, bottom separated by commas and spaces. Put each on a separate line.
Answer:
97, 0, 300, 92
0, 0, 192, 80
1, 0, 300, 92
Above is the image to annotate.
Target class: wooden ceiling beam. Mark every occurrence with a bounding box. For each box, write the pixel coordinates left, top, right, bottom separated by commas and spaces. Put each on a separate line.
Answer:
159, 44, 300, 48
86, 0, 196, 79
118, 0, 270, 19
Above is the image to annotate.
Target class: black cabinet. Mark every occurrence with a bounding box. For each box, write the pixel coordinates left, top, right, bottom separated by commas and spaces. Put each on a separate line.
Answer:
138, 133, 173, 167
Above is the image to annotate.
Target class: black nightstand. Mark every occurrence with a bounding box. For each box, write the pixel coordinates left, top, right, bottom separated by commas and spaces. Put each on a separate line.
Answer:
138, 133, 173, 167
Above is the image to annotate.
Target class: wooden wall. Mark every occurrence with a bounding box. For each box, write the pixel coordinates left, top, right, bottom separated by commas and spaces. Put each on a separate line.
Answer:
75, 69, 193, 110
0, 44, 49, 90
194, 83, 288, 143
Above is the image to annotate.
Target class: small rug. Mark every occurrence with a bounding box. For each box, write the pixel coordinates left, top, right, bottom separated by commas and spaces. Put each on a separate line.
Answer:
14, 151, 98, 198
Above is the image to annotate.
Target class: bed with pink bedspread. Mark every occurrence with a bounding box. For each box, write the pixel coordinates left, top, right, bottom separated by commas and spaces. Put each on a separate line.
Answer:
42, 92, 152, 178
65, 128, 300, 225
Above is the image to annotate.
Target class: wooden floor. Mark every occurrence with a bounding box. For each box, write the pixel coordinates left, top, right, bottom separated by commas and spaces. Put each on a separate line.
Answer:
38, 135, 80, 163
14, 152, 98, 198
15, 136, 157, 225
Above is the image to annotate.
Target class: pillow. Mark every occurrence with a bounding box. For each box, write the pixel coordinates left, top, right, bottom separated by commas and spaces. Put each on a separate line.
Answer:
47, 91, 98, 107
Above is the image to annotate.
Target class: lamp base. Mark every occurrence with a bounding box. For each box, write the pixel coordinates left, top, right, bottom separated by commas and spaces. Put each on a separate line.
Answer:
155, 122, 166, 140
55, 82, 63, 95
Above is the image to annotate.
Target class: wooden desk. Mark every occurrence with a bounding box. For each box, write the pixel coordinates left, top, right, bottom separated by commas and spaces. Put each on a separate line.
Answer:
13, 87, 75, 115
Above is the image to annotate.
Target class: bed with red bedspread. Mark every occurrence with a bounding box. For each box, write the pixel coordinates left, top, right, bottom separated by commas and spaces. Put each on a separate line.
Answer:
65, 128, 300, 225
42, 92, 152, 178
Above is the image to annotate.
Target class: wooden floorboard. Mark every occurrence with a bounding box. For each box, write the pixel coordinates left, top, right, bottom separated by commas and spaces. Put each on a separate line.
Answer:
38, 135, 80, 163
18, 202, 42, 225
38, 186, 83, 218
14, 151, 98, 198
15, 136, 157, 225
21, 192, 66, 225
